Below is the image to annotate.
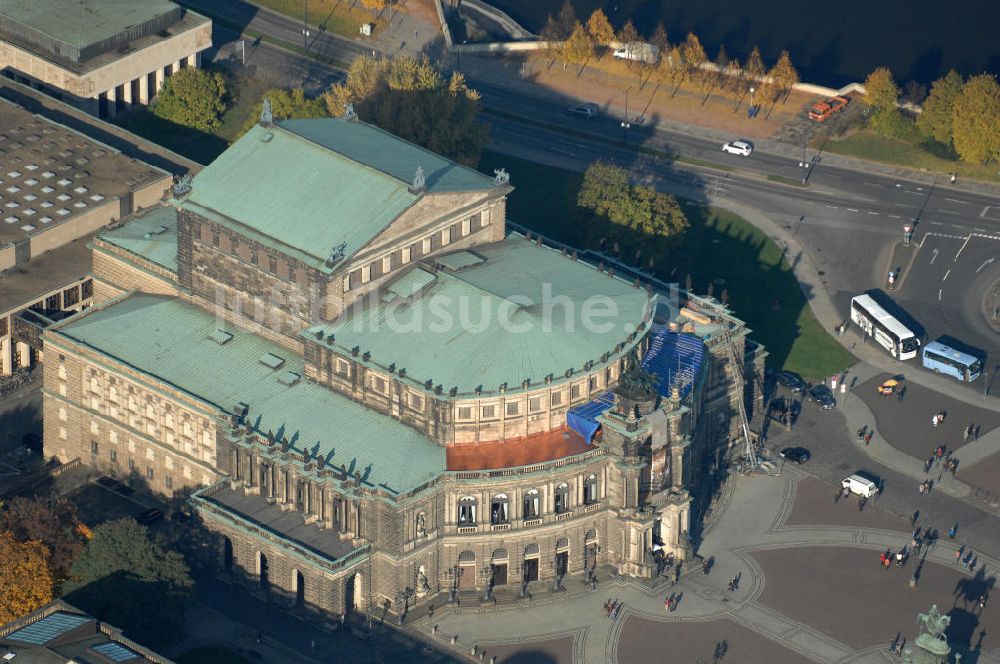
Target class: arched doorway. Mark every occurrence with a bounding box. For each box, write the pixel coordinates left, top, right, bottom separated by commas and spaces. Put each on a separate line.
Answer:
491, 548, 509, 585
523, 544, 540, 582
294, 570, 305, 607
223, 537, 233, 571
584, 530, 599, 575
258, 552, 270, 590
458, 550, 476, 590
555, 538, 569, 578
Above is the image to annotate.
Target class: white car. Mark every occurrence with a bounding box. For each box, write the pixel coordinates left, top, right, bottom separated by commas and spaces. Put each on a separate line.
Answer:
722, 139, 753, 156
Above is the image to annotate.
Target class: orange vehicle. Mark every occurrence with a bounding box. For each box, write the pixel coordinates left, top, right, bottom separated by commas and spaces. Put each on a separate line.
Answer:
808, 96, 850, 121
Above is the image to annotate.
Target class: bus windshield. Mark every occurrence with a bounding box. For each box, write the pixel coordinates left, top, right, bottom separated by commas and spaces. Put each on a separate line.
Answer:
901, 338, 921, 353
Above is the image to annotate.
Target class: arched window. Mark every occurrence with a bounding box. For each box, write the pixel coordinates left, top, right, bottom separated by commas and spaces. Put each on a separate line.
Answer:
458, 496, 477, 526
555, 482, 570, 514
491, 493, 509, 524
584, 473, 599, 505
523, 489, 540, 519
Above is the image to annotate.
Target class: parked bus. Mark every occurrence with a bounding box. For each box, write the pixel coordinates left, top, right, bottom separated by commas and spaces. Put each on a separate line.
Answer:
850, 294, 921, 360
922, 340, 982, 381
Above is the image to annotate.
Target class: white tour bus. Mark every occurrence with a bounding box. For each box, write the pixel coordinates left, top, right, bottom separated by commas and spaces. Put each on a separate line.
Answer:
850, 294, 921, 360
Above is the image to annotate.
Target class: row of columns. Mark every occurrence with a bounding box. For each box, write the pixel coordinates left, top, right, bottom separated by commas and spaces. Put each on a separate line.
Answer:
0, 336, 33, 377
94, 52, 199, 119
232, 447, 363, 539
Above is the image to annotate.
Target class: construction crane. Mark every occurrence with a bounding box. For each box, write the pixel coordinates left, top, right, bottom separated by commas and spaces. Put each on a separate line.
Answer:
719, 325, 759, 470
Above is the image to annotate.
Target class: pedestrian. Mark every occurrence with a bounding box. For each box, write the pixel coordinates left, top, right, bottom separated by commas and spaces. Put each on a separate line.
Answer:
964, 425, 971, 442
979, 594, 988, 610
864, 432, 872, 446
932, 414, 939, 427
910, 511, 919, 527
970, 557, 977, 573
949, 523, 958, 539
859, 496, 868, 512
974, 425, 980, 440
897, 386, 905, 401
951, 172, 957, 184
888, 633, 899, 653
956, 547, 964, 564
924, 459, 932, 474
880, 552, 888, 567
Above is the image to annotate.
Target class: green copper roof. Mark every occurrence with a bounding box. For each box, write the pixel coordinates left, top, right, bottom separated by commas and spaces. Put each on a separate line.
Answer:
179, 119, 493, 269
49, 295, 444, 493
311, 234, 654, 395
280, 119, 495, 193
1, 0, 180, 50
97, 205, 177, 272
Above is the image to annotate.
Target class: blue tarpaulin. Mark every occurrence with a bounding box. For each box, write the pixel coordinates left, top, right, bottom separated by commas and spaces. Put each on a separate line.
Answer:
641, 330, 705, 398
567, 391, 614, 442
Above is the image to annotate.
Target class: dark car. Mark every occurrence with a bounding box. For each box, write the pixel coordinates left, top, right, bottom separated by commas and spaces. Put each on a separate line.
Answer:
775, 371, 807, 394
136, 507, 164, 526
780, 447, 811, 464
808, 384, 836, 410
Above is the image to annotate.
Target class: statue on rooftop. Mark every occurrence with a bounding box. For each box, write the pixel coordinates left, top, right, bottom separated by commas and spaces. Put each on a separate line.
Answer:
412, 166, 425, 191
617, 349, 658, 400
493, 168, 510, 186
343, 103, 357, 121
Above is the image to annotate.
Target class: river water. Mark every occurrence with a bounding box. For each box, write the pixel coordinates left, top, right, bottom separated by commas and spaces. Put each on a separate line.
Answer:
490, 0, 1000, 87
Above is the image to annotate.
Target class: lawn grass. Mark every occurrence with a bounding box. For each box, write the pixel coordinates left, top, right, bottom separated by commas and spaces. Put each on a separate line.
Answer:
253, 0, 379, 39
176, 647, 254, 664
215, 75, 272, 144
480, 150, 855, 380
822, 128, 1000, 184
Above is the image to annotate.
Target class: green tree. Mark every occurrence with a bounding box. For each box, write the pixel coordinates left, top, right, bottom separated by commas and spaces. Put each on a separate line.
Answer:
0, 530, 52, 624
769, 50, 799, 102
917, 70, 964, 144
63, 518, 192, 647
241, 87, 328, 135
745, 46, 766, 90
951, 74, 1000, 163
562, 22, 595, 74
585, 8, 615, 55
0, 496, 84, 581
864, 66, 900, 113
577, 161, 689, 250
152, 67, 228, 132
324, 54, 489, 167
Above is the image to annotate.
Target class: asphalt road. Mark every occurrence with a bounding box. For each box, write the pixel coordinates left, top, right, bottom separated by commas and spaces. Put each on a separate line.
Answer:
183, 0, 1000, 383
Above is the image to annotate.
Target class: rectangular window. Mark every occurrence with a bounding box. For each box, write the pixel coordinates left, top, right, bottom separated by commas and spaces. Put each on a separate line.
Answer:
473, 211, 485, 227
372, 376, 386, 393
250, 247, 258, 265
589, 376, 598, 391
90, 440, 99, 454
128, 458, 135, 472
458, 406, 472, 420
212, 230, 220, 247
110, 449, 117, 462
571, 384, 581, 399
146, 466, 154, 480
410, 394, 423, 410
268, 255, 278, 274
288, 266, 297, 283
165, 476, 173, 489
482, 405, 496, 419
529, 396, 542, 412
551, 391, 563, 407
505, 402, 520, 417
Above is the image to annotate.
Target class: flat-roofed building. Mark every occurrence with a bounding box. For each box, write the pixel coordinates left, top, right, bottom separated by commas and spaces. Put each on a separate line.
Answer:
0, 0, 211, 119
0, 96, 172, 375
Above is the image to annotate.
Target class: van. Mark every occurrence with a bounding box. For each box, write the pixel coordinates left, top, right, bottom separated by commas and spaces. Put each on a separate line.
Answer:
842, 473, 879, 498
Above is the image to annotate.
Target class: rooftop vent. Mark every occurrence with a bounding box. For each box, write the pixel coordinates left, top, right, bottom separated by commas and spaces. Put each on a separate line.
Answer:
208, 330, 233, 345
143, 225, 168, 239
259, 353, 285, 369
277, 371, 301, 386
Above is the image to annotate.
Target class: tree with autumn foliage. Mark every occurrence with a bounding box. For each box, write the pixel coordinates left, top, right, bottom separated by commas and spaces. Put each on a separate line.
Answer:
0, 495, 85, 581
585, 9, 614, 57
0, 530, 53, 623
768, 50, 799, 102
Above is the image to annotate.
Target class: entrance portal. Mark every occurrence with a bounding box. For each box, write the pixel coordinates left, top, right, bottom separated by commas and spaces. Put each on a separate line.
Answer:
524, 558, 539, 582
493, 563, 508, 586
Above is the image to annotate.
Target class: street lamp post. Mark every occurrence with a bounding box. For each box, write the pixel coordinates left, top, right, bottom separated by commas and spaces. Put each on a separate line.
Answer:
749, 86, 755, 113
302, 0, 309, 52
622, 89, 631, 145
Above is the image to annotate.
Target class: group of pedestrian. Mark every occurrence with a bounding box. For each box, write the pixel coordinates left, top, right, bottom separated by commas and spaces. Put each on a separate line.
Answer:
603, 598, 623, 619
727, 574, 741, 592
664, 592, 682, 612
954, 545, 978, 572
879, 547, 909, 569
855, 426, 872, 446
963, 423, 980, 442
888, 634, 905, 656
931, 411, 946, 427
918, 478, 934, 495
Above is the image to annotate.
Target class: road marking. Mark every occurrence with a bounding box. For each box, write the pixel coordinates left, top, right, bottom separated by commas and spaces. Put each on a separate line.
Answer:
847, 208, 859, 212
868, 211, 880, 215
976, 258, 996, 273
945, 198, 970, 204
905, 190, 923, 196
981, 206, 992, 218
943, 268, 951, 281
889, 214, 902, 219
955, 234, 973, 260
976, 228, 988, 232
825, 205, 839, 209
930, 221, 944, 225
939, 209, 959, 215
938, 288, 943, 301
930, 248, 939, 264
863, 182, 881, 187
